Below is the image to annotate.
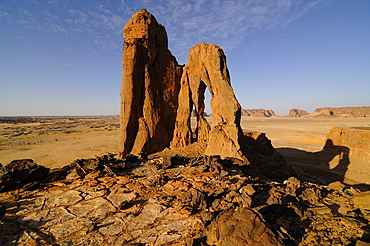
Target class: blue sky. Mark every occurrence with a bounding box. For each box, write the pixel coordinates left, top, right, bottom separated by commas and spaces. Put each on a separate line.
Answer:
1, 0, 369, 116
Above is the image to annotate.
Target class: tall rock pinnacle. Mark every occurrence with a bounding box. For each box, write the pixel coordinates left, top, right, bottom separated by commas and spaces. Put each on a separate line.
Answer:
119, 9, 182, 157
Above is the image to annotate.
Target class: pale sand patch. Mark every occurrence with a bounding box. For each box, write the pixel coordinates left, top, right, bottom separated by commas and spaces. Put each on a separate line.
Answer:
269, 137, 326, 145
0, 117, 120, 169
0, 130, 119, 169
1, 116, 370, 173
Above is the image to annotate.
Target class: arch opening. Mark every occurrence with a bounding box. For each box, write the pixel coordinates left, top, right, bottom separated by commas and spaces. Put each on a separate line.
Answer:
190, 81, 213, 142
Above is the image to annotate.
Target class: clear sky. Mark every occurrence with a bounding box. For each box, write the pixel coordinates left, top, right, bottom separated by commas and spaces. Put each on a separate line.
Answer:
1, 0, 369, 116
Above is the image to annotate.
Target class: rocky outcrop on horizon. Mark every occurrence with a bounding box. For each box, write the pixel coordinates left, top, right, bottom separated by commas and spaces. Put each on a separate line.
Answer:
289, 108, 309, 118
241, 109, 276, 117
312, 106, 370, 118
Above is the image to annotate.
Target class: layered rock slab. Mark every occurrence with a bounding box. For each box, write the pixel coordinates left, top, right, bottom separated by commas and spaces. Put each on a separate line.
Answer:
120, 9, 182, 157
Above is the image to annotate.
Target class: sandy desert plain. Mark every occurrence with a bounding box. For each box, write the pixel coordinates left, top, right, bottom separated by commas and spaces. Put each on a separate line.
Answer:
1, 116, 369, 186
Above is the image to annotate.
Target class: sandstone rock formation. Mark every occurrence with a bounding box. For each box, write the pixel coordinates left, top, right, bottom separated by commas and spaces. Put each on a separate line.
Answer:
1, 155, 370, 245
313, 106, 370, 118
171, 42, 247, 160
324, 127, 370, 184
241, 109, 276, 117
120, 10, 248, 161
119, 9, 182, 157
289, 108, 308, 117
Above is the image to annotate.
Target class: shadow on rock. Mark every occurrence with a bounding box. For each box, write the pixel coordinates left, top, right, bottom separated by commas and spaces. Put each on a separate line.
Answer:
278, 139, 350, 184
0, 193, 56, 245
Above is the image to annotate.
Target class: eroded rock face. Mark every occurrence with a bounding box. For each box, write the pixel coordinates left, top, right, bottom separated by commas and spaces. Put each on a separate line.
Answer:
171, 42, 247, 160
324, 127, 370, 184
120, 9, 182, 157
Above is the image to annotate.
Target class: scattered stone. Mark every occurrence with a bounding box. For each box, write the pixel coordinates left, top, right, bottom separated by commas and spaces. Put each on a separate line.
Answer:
284, 176, 301, 195
299, 186, 322, 206
240, 184, 255, 196
328, 180, 346, 191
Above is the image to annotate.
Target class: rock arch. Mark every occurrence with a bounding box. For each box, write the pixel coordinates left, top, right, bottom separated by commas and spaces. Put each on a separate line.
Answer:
171, 43, 247, 160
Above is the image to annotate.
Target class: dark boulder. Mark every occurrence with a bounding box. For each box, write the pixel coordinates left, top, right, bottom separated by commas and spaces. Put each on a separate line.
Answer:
0, 159, 49, 192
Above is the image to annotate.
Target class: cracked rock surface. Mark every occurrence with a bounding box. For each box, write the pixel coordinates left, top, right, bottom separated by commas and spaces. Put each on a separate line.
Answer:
1, 155, 370, 245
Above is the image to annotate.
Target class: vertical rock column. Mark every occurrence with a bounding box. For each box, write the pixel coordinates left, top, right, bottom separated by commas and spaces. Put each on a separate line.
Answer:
120, 9, 182, 158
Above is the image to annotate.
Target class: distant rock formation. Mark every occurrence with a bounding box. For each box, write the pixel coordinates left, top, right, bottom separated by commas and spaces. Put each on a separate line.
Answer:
289, 108, 308, 117
119, 9, 182, 157
324, 127, 370, 184
241, 109, 275, 117
313, 106, 370, 118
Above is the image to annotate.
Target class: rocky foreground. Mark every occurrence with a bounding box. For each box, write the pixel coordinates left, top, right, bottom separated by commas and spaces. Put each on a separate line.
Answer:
1, 154, 370, 245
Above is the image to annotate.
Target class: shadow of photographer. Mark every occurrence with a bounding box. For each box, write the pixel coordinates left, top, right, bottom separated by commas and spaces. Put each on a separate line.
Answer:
277, 139, 370, 190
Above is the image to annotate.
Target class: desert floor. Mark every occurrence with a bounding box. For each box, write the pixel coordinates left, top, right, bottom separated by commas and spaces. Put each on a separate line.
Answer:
1, 116, 369, 185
